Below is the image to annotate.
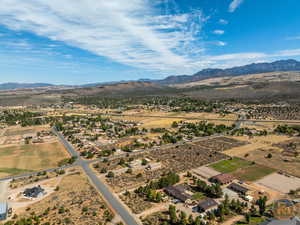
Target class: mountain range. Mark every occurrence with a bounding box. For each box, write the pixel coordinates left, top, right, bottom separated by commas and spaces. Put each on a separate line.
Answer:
158, 59, 300, 84
1, 59, 300, 91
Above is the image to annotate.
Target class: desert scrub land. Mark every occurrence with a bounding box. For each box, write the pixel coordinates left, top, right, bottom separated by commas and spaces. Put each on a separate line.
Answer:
4, 171, 114, 225
0, 141, 69, 178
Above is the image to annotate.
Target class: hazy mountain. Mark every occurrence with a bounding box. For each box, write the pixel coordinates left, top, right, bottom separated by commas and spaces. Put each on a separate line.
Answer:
2, 59, 300, 91
158, 59, 300, 84
0, 82, 54, 90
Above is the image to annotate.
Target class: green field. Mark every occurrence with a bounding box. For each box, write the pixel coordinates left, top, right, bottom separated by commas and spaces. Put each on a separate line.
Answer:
231, 165, 275, 181
210, 157, 252, 173
236, 216, 265, 225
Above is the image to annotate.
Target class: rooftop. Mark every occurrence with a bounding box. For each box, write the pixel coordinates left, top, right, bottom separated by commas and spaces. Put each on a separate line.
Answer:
198, 198, 218, 211
210, 173, 235, 184
164, 185, 191, 202
0, 202, 7, 214
228, 183, 249, 194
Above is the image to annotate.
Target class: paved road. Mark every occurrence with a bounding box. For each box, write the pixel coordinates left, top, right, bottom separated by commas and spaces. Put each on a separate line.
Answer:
53, 128, 141, 225
52, 128, 80, 158
81, 162, 140, 225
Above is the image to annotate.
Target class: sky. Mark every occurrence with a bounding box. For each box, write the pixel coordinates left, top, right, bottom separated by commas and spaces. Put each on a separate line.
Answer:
0, 0, 300, 84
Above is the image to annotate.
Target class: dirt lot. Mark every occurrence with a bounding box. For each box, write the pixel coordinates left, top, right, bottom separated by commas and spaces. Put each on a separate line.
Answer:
0, 141, 69, 178
5, 169, 114, 225
256, 173, 300, 194
223, 135, 291, 157
192, 166, 220, 179
3, 125, 49, 137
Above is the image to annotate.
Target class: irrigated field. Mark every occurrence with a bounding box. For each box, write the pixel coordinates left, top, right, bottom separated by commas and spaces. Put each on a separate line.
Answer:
0, 141, 69, 178
210, 157, 252, 173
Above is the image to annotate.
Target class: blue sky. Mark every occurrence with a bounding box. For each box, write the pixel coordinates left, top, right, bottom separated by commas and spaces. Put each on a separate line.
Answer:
0, 0, 299, 84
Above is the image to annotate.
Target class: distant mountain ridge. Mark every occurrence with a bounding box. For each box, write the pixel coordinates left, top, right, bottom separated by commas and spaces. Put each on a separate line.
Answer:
0, 82, 54, 90
158, 59, 300, 84
1, 59, 300, 91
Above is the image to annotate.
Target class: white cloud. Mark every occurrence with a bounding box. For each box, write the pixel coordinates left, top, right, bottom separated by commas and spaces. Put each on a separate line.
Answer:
219, 19, 228, 25
209, 52, 267, 61
275, 49, 300, 57
213, 30, 225, 35
286, 36, 300, 40
229, 0, 244, 13
213, 41, 227, 46
0, 0, 206, 74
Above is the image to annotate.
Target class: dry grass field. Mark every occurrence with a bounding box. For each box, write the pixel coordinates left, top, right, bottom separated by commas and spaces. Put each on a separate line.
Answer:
223, 135, 291, 157
3, 126, 48, 136
0, 141, 69, 178
224, 136, 300, 177
112, 111, 237, 129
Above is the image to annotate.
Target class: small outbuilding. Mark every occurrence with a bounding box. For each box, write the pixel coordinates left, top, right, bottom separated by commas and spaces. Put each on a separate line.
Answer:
228, 183, 250, 195
0, 202, 7, 221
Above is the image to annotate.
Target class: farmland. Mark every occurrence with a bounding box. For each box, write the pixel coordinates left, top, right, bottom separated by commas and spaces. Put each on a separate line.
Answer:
210, 157, 253, 174
0, 142, 69, 178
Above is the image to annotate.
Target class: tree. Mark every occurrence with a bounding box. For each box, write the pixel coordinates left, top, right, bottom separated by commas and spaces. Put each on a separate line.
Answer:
169, 205, 177, 224
141, 158, 148, 166
257, 196, 267, 216
195, 217, 202, 225
156, 192, 162, 202
188, 215, 194, 224
250, 205, 257, 216
179, 211, 187, 225
106, 171, 115, 178
245, 213, 250, 224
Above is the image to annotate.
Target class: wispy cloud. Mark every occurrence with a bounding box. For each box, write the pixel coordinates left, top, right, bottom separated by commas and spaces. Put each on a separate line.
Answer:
229, 0, 244, 13
286, 36, 300, 40
213, 41, 227, 46
219, 19, 228, 25
213, 30, 224, 35
0, 0, 206, 74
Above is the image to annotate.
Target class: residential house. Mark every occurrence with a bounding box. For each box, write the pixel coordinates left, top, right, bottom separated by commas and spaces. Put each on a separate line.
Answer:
197, 198, 219, 212
210, 173, 235, 185
164, 185, 192, 203
23, 185, 45, 198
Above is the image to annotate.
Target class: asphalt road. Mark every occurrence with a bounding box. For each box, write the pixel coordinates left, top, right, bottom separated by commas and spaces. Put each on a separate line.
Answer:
52, 128, 80, 158
53, 128, 141, 225
81, 163, 140, 225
